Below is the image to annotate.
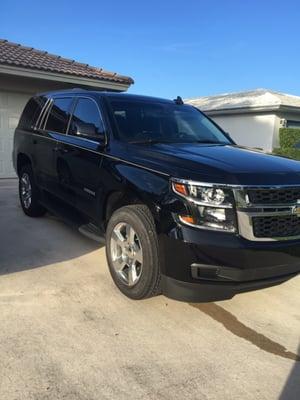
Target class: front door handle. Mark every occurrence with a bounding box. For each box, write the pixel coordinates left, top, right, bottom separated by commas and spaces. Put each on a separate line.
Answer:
53, 146, 68, 154
59, 148, 69, 154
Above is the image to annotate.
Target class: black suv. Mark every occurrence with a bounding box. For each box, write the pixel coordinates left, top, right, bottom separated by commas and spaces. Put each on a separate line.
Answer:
13, 89, 300, 302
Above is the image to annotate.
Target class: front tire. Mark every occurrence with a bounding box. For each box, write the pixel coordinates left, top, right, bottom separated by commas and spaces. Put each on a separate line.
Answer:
19, 165, 46, 217
106, 205, 161, 300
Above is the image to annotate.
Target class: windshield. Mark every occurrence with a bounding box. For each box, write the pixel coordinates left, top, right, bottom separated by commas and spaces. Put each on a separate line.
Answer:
108, 99, 231, 145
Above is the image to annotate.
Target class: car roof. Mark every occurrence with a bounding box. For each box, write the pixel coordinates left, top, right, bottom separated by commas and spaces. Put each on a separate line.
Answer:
37, 89, 177, 104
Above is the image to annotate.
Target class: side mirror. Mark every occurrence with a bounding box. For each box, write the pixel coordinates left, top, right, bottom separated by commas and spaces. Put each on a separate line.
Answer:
72, 121, 105, 143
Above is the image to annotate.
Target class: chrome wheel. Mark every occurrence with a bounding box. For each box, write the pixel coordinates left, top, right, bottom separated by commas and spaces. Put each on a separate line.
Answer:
20, 173, 32, 209
110, 222, 143, 286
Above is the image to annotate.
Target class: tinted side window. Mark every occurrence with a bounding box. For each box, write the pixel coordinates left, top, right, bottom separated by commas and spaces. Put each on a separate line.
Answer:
45, 97, 73, 134
69, 98, 104, 136
18, 96, 47, 130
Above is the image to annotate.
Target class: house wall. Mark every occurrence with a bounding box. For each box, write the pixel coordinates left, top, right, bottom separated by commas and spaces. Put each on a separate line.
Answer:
0, 76, 69, 178
209, 113, 276, 151
270, 111, 300, 149
272, 115, 283, 149
0, 74, 117, 178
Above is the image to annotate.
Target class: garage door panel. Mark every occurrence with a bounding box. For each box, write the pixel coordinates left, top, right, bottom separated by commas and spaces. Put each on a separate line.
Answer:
0, 91, 30, 178
0, 92, 8, 108
0, 111, 7, 178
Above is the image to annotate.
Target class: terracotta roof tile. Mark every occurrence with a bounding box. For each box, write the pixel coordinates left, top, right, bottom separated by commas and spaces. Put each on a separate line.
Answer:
0, 39, 134, 85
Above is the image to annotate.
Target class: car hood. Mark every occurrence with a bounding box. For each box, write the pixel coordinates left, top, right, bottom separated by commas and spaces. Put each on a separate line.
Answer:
124, 143, 300, 186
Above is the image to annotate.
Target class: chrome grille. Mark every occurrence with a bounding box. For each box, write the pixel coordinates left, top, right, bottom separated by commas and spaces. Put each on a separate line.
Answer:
247, 188, 300, 205
252, 215, 300, 238
234, 186, 300, 241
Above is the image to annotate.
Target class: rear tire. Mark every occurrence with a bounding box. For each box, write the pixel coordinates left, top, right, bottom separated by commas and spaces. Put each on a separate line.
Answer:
106, 205, 161, 300
19, 164, 46, 217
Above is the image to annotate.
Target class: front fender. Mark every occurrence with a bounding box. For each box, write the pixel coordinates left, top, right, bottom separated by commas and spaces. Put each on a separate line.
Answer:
112, 164, 170, 224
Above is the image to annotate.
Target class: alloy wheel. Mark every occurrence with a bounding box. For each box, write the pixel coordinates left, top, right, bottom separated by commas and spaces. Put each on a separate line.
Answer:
110, 222, 143, 286
20, 173, 32, 209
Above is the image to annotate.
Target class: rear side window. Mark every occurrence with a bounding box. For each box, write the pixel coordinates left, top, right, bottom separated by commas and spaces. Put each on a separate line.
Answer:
45, 97, 73, 134
18, 96, 47, 130
69, 97, 104, 136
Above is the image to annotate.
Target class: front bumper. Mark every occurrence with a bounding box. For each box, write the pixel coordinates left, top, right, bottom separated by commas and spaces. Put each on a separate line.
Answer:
159, 224, 300, 302
161, 273, 298, 302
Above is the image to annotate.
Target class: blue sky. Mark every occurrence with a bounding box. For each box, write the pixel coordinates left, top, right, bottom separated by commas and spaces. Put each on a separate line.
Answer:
2, 0, 300, 99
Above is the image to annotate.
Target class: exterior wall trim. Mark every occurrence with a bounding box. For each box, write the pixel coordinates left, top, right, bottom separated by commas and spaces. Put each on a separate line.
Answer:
203, 105, 300, 117
0, 64, 130, 91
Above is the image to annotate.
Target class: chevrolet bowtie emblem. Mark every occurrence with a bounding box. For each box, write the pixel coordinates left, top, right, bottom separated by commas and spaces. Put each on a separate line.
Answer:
293, 205, 300, 215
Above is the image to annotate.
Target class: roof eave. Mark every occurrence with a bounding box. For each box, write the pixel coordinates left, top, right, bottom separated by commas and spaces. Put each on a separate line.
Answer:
197, 104, 275, 115
192, 103, 300, 116
201, 105, 280, 115
0, 64, 131, 91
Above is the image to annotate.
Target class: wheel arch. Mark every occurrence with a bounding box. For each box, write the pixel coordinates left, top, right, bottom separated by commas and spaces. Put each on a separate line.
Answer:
103, 188, 159, 230
17, 153, 32, 176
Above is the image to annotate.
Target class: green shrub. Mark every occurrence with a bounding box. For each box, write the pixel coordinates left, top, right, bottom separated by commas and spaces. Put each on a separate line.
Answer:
272, 147, 300, 161
279, 128, 300, 148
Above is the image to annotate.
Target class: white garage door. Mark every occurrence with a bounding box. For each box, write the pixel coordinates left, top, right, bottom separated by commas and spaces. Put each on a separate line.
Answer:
0, 91, 30, 178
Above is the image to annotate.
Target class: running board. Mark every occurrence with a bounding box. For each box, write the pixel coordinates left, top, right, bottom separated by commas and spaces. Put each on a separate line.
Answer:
40, 191, 105, 244
79, 223, 106, 244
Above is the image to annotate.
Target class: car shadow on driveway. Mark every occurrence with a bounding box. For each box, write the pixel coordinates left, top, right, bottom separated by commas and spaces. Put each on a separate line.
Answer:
279, 343, 300, 400
0, 182, 103, 275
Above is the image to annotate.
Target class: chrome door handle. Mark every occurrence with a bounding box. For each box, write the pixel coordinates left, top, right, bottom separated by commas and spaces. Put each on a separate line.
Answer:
59, 148, 69, 154
53, 146, 68, 154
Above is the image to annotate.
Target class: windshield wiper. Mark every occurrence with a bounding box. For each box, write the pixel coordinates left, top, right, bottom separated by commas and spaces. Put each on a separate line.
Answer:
193, 139, 223, 144
129, 139, 173, 144
129, 138, 226, 145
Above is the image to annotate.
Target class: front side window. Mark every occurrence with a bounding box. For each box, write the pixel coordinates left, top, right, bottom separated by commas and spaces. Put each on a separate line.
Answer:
45, 97, 73, 134
109, 100, 230, 144
69, 98, 104, 137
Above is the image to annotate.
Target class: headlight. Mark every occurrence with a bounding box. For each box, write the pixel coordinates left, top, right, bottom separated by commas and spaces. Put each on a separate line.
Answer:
171, 179, 237, 232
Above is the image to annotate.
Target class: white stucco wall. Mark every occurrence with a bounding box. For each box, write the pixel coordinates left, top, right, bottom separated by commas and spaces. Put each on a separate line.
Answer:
210, 113, 276, 152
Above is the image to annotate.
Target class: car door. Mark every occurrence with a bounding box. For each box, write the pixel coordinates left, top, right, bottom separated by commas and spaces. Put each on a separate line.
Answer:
34, 96, 74, 195
54, 96, 105, 220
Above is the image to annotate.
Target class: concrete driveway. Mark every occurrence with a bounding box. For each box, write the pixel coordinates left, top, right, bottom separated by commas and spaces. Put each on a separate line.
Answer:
0, 179, 299, 400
